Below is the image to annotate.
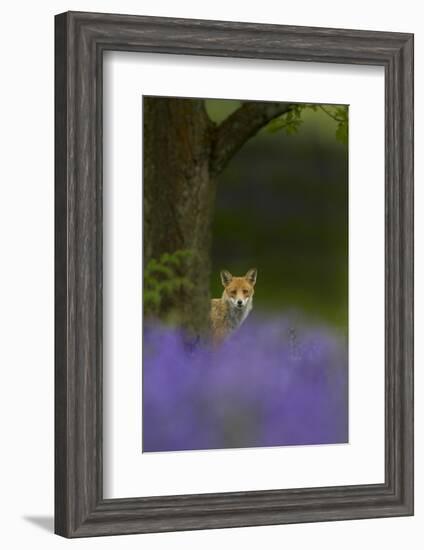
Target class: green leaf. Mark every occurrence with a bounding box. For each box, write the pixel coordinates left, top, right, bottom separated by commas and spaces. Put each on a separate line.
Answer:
335, 120, 348, 144
143, 249, 196, 318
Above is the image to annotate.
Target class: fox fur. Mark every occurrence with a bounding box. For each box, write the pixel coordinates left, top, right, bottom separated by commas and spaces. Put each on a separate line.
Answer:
210, 268, 257, 345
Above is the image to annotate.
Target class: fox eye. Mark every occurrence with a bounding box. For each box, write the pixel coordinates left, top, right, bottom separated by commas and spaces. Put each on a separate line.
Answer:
243, 289, 249, 295
230, 290, 236, 296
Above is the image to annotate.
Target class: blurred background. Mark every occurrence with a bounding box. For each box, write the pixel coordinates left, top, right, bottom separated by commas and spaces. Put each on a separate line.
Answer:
206, 99, 348, 332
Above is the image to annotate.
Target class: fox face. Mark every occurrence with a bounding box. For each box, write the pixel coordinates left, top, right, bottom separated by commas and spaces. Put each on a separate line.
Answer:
220, 268, 257, 311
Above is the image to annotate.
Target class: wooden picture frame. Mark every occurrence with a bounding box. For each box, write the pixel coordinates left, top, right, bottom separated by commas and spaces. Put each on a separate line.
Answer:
55, 11, 414, 538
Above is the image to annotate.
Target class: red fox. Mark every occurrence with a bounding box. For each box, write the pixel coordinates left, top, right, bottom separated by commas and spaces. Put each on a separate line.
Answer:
210, 268, 257, 345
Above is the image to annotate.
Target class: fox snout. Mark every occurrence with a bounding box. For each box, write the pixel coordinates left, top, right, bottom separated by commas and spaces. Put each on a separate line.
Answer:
232, 296, 248, 309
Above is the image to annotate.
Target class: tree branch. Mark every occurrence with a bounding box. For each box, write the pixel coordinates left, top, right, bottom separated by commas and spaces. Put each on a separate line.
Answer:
318, 104, 344, 123
210, 102, 294, 175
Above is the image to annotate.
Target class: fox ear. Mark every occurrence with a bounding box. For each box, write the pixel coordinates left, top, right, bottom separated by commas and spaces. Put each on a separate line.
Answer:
220, 270, 233, 287
245, 268, 257, 286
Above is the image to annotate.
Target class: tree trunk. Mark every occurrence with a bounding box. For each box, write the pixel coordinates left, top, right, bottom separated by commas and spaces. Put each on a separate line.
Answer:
143, 97, 216, 334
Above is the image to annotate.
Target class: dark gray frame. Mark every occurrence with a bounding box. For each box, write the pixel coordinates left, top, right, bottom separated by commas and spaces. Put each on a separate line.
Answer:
55, 11, 414, 538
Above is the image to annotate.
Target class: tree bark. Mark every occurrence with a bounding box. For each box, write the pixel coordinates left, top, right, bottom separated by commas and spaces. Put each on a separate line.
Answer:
143, 97, 216, 333
143, 98, 294, 334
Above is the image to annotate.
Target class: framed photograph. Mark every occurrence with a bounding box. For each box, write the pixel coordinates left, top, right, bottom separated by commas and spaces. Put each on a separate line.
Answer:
55, 11, 414, 537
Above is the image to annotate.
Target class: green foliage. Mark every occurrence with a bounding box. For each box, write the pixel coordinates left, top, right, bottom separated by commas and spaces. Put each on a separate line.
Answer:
144, 249, 194, 318
332, 106, 349, 145
267, 103, 348, 145
267, 103, 307, 135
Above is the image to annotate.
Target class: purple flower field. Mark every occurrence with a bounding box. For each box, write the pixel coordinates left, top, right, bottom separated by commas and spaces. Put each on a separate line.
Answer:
143, 316, 348, 452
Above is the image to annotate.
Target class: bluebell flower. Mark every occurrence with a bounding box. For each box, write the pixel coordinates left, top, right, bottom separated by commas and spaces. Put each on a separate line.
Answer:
143, 316, 348, 452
